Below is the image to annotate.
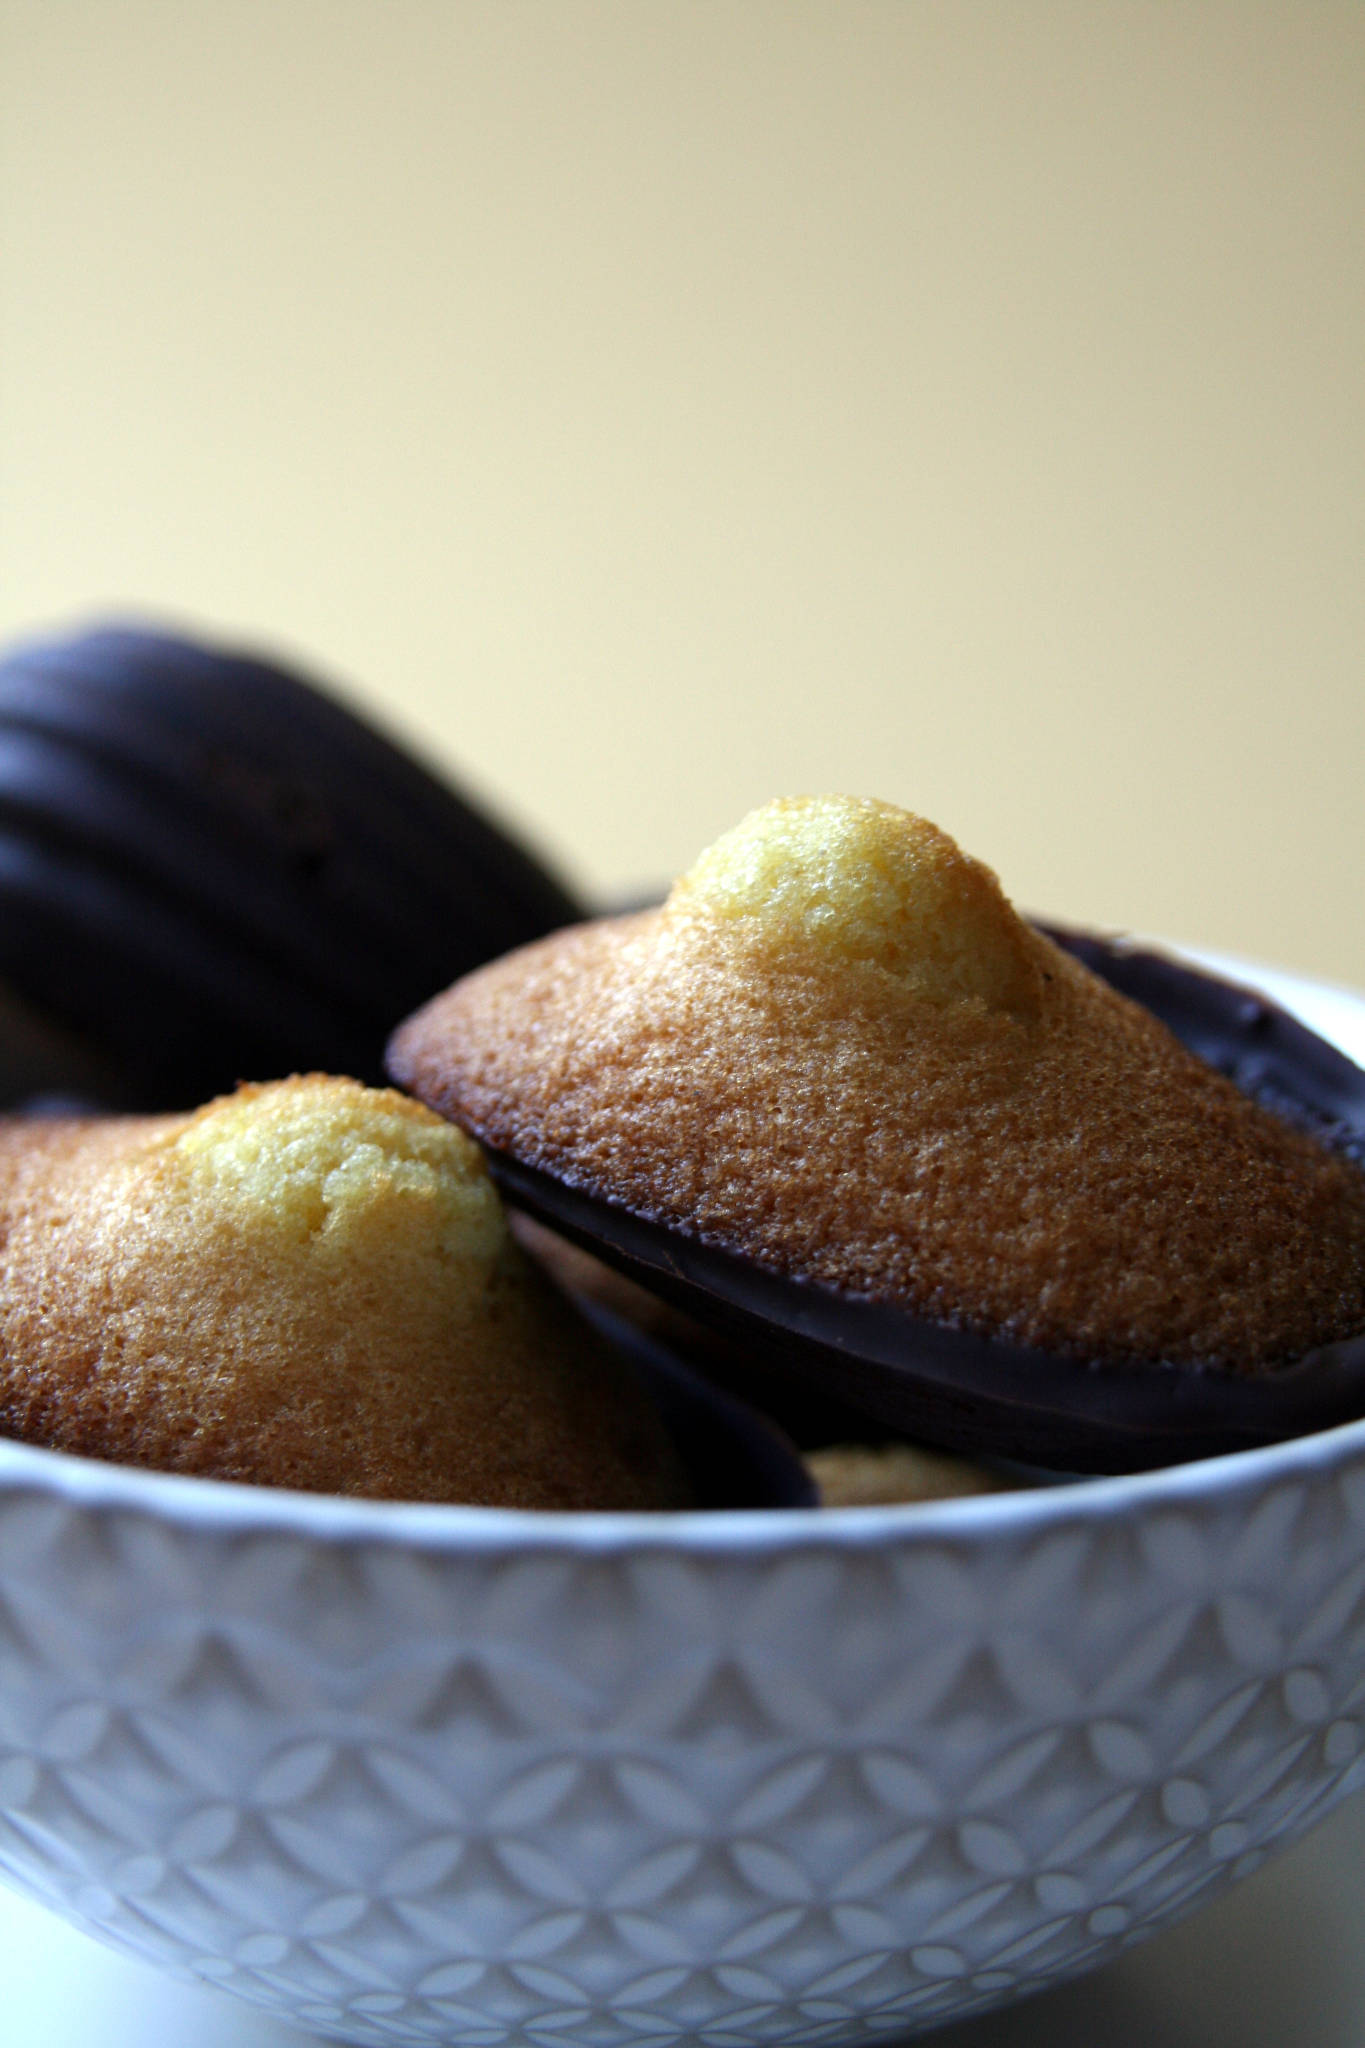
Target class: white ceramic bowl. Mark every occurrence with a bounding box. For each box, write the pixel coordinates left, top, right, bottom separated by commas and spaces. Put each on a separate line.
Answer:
1, 953, 1364, 2048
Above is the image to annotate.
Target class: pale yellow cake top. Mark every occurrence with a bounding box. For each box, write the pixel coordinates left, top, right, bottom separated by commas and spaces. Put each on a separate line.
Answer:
672, 794, 1041, 1015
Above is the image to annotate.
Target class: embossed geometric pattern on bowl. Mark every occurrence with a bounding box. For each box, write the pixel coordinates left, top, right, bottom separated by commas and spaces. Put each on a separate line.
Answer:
2, 1433, 1365, 2048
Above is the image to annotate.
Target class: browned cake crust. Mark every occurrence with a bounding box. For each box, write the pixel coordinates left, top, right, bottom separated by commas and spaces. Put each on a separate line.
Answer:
0, 1077, 689, 1508
391, 802, 1365, 1375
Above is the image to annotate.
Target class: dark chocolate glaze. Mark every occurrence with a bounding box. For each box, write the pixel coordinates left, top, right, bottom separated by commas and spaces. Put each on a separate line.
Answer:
0, 626, 583, 1108
459, 932, 1365, 1474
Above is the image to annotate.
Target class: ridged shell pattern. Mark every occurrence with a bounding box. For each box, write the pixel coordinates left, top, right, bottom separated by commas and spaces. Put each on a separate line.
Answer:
2, 1432, 1365, 2046
0, 626, 582, 1108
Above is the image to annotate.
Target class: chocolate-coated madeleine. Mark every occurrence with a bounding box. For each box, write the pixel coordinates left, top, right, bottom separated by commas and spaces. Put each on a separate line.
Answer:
0, 1076, 692, 1508
0, 625, 582, 1109
389, 796, 1365, 1470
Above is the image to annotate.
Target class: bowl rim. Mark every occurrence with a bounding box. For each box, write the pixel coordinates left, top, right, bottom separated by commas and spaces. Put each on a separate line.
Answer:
1, 942, 1362, 1563
3, 1401, 1365, 1562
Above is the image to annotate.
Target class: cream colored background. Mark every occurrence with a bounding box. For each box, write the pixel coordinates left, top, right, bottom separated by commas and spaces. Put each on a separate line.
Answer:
2, 2, 1361, 984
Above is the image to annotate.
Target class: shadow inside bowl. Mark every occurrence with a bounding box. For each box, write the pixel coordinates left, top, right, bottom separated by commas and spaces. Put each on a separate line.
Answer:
582, 1299, 816, 1509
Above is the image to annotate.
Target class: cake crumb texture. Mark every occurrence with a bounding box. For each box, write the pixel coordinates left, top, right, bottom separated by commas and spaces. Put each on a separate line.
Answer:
0, 1076, 689, 1507
390, 796, 1365, 1373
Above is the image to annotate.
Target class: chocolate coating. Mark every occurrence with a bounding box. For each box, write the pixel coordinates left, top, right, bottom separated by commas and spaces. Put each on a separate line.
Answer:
0, 625, 583, 1108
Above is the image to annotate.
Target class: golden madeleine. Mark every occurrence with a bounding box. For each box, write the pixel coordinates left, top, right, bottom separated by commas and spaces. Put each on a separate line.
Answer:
390, 796, 1365, 1376
0, 1076, 689, 1508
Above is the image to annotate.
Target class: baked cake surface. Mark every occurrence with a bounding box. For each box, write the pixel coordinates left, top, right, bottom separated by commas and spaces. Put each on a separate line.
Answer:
390, 796, 1365, 1374
0, 1075, 688, 1507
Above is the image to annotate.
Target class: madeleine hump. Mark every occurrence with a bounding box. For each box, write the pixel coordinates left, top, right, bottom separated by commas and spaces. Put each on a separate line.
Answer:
389, 795, 1365, 1471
